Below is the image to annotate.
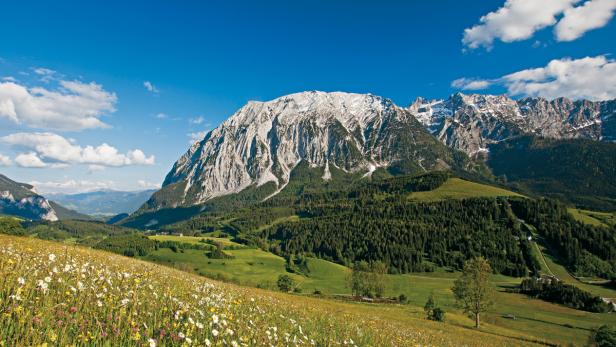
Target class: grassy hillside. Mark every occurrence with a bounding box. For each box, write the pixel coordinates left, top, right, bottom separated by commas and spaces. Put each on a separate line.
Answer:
568, 208, 616, 228
408, 177, 522, 201
0, 235, 549, 346
137, 234, 616, 346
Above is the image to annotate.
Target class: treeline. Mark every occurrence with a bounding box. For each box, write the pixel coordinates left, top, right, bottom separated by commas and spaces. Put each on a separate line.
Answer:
510, 198, 616, 280
519, 277, 611, 313
260, 197, 531, 275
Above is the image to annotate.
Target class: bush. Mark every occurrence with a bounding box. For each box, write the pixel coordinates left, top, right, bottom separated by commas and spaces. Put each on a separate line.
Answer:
431, 307, 445, 322
590, 325, 616, 347
277, 275, 296, 292
398, 294, 408, 304
424, 294, 445, 321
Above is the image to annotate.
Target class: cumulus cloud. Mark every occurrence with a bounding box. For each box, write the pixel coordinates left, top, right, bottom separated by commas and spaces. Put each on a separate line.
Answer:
30, 179, 117, 195
451, 78, 492, 90
1, 132, 155, 168
137, 179, 161, 189
0, 80, 117, 131
14, 152, 48, 168
555, 0, 616, 41
452, 55, 616, 101
143, 81, 159, 94
155, 113, 168, 119
463, 0, 616, 49
0, 153, 12, 166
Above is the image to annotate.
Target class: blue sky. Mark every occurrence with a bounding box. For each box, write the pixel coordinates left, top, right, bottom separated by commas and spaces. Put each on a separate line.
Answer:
0, 0, 615, 194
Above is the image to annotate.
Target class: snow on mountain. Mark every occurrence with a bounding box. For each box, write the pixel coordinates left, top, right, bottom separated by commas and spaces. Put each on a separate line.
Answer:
409, 93, 616, 157
149, 91, 462, 209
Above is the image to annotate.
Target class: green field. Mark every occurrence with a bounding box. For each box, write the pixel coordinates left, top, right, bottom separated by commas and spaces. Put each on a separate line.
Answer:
149, 234, 244, 247
139, 240, 616, 346
409, 178, 523, 201
568, 208, 616, 228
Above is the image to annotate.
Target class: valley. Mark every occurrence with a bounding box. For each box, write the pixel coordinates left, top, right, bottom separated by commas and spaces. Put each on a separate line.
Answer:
2, 171, 614, 346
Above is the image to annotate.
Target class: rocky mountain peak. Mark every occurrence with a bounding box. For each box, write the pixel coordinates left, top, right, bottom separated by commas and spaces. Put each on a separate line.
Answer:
147, 91, 463, 210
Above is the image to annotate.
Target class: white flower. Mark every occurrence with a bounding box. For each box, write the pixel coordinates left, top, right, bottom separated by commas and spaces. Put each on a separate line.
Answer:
205, 339, 211, 346
17, 277, 25, 285
120, 298, 130, 306
178, 332, 185, 339
211, 314, 219, 324
148, 338, 157, 347
44, 276, 52, 283
97, 300, 103, 307
185, 337, 192, 345
48, 253, 56, 262
196, 322, 204, 329
212, 329, 219, 337
231, 341, 238, 347
36, 280, 49, 294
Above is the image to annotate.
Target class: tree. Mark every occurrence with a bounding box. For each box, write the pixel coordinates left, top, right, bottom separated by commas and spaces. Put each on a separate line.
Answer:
452, 257, 495, 328
424, 294, 435, 318
348, 261, 388, 298
589, 325, 616, 347
277, 275, 296, 292
424, 294, 445, 321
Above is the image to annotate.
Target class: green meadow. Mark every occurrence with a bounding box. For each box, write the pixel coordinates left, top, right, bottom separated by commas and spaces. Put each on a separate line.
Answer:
141, 234, 616, 346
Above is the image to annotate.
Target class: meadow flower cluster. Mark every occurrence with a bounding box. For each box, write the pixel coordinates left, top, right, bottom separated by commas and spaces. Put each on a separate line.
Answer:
0, 235, 401, 346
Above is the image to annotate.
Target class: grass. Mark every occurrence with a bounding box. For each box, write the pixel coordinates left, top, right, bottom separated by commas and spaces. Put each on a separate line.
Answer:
138, 239, 615, 346
409, 178, 523, 201
149, 235, 244, 248
567, 208, 616, 228
0, 234, 548, 347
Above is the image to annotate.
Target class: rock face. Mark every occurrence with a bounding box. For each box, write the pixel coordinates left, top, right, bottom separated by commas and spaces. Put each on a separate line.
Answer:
409, 93, 616, 157
152, 91, 466, 209
0, 174, 58, 221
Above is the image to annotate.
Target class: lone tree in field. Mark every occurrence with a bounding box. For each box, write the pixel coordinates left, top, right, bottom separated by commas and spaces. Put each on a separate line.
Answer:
348, 260, 388, 298
452, 257, 495, 328
277, 275, 296, 292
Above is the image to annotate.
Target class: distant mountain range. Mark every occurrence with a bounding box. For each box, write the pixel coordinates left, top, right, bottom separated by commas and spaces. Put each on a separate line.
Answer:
410, 93, 615, 157
48, 189, 156, 216
0, 174, 88, 221
127, 91, 615, 228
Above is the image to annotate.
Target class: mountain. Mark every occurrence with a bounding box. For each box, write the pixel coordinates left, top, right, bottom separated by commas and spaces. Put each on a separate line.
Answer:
48, 189, 156, 216
139, 91, 482, 213
409, 93, 616, 157
0, 174, 89, 221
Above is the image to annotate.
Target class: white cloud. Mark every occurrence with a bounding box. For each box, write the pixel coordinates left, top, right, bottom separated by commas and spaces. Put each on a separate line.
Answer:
14, 152, 48, 168
189, 116, 205, 124
188, 131, 208, 144
0, 80, 117, 131
2, 76, 16, 82
137, 179, 161, 189
143, 81, 159, 94
31, 179, 117, 195
463, 0, 615, 49
2, 132, 155, 168
452, 55, 616, 101
33, 67, 57, 82
463, 0, 576, 49
451, 78, 492, 90
555, 0, 616, 41
155, 113, 168, 119
0, 153, 12, 166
